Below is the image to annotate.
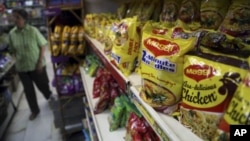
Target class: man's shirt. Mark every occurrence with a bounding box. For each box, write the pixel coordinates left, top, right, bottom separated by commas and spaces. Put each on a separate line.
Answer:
9, 24, 47, 72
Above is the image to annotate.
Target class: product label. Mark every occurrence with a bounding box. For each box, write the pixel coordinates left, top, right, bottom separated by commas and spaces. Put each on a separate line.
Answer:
182, 55, 246, 111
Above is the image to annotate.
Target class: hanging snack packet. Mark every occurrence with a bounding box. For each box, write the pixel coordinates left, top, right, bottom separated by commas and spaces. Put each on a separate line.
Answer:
180, 48, 249, 140
219, 0, 250, 39
140, 21, 197, 114
177, 0, 202, 31
200, 0, 230, 30
212, 57, 250, 141
110, 16, 140, 76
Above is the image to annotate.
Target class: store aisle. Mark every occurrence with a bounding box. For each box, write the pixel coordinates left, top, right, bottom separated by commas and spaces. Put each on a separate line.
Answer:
3, 47, 63, 141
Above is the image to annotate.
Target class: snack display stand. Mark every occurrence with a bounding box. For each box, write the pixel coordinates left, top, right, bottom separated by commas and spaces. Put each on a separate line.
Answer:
44, 0, 86, 140
80, 34, 203, 141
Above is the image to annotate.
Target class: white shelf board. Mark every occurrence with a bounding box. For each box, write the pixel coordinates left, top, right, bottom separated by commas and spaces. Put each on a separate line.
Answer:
80, 67, 126, 141
84, 104, 95, 141
130, 86, 203, 141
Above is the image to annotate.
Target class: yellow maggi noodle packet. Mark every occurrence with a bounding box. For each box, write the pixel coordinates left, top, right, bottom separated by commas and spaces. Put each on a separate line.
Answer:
140, 21, 197, 114
177, 0, 202, 31
200, 0, 230, 30
104, 21, 117, 56
159, 0, 182, 27
219, 0, 250, 38
180, 50, 249, 141
212, 57, 250, 141
138, 0, 158, 22
199, 30, 250, 59
110, 16, 140, 76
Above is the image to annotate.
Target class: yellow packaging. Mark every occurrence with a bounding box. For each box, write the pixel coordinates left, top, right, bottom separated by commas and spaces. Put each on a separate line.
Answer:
61, 25, 71, 55
200, 0, 230, 30
213, 57, 250, 141
140, 21, 197, 113
177, 0, 202, 31
181, 51, 249, 141
110, 16, 140, 76
219, 0, 250, 38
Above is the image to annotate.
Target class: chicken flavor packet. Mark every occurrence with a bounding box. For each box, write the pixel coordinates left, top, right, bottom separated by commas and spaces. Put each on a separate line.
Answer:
180, 47, 250, 141
212, 57, 250, 141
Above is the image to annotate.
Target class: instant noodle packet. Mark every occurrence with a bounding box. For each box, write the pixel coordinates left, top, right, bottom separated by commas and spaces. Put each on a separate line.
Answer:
140, 21, 198, 114
159, 0, 182, 27
200, 0, 230, 30
181, 47, 249, 141
212, 57, 250, 141
177, 0, 202, 31
199, 30, 250, 55
110, 16, 140, 76
219, 0, 250, 39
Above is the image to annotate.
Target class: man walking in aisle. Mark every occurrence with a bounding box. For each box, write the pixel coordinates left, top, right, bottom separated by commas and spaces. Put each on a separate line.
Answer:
8, 8, 53, 120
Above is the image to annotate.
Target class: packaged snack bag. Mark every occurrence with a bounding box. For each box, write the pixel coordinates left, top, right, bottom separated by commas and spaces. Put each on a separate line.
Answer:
61, 25, 71, 55
140, 21, 197, 114
159, 0, 182, 27
212, 57, 250, 141
200, 30, 250, 54
151, 0, 163, 22
110, 16, 140, 76
200, 0, 230, 30
219, 0, 250, 39
180, 48, 249, 141
117, 2, 129, 20
52, 25, 63, 56
177, 0, 202, 31
68, 26, 79, 55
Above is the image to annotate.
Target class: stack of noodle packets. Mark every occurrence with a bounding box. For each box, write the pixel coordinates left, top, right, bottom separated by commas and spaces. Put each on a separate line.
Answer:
180, 32, 250, 140
140, 21, 198, 114
212, 57, 250, 141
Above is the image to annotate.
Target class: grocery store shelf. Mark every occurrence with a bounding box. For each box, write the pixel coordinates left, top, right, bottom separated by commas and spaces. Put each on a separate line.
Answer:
80, 67, 126, 141
130, 86, 203, 141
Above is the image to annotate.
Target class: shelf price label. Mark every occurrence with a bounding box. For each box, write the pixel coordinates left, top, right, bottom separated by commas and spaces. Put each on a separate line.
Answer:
132, 95, 170, 141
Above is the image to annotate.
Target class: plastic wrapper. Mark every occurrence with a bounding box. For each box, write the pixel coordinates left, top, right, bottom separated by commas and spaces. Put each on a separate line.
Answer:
117, 2, 129, 20
61, 25, 71, 55
108, 96, 126, 131
110, 16, 140, 76
177, 0, 202, 31
219, 0, 250, 38
159, 0, 182, 27
151, 0, 163, 22
200, 0, 230, 30
180, 46, 250, 140
212, 57, 250, 141
140, 21, 197, 114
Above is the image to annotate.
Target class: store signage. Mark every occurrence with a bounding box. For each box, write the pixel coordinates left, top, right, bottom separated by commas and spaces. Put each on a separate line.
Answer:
42, 8, 61, 16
